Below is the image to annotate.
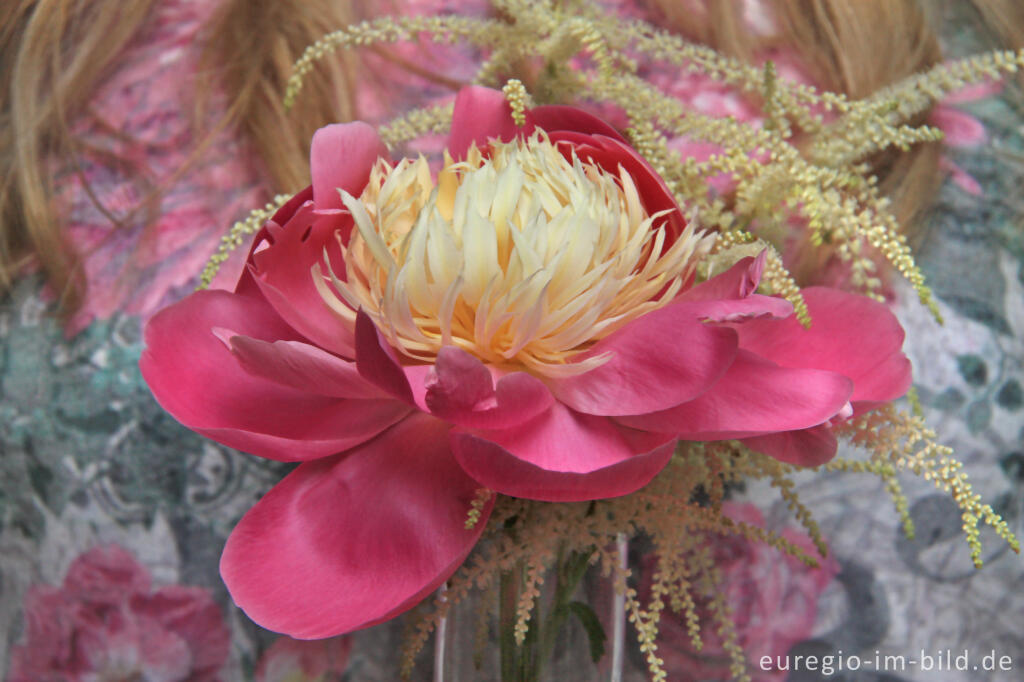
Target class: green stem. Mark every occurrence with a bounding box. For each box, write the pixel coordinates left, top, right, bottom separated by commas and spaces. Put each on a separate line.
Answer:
534, 548, 594, 679
498, 549, 597, 682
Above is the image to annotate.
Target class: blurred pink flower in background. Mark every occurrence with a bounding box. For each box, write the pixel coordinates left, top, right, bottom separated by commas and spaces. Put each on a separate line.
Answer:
255, 636, 352, 682
7, 544, 229, 682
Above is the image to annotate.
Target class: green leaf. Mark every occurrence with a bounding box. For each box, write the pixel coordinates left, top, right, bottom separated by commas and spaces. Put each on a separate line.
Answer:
568, 601, 607, 663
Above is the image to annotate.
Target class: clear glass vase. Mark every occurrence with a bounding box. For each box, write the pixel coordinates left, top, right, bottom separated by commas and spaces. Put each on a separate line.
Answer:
431, 538, 629, 682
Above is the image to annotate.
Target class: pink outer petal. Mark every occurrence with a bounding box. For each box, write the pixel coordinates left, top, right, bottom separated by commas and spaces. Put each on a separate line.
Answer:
452, 402, 676, 502
310, 122, 389, 210
548, 304, 737, 416
741, 425, 838, 467
424, 346, 554, 430
221, 334, 389, 400
677, 253, 793, 322
250, 201, 356, 358
448, 86, 536, 159
618, 350, 853, 439
140, 290, 410, 462
530, 105, 628, 143
733, 287, 912, 410
220, 414, 492, 639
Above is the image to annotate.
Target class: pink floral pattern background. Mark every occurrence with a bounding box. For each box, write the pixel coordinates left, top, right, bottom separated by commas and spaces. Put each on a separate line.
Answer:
2, 1, 1021, 680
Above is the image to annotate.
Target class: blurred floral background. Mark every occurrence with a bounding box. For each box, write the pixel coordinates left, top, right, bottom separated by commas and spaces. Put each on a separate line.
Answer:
1, 0, 1022, 680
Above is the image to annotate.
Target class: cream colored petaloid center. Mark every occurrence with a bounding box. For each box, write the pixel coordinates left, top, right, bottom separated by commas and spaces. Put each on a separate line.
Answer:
314, 133, 714, 377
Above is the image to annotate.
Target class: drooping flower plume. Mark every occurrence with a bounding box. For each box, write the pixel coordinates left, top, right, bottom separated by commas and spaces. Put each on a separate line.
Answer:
140, 86, 911, 638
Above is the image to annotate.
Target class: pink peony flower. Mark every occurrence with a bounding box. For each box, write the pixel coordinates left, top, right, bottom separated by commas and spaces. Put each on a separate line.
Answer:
140, 86, 910, 638
7, 544, 230, 682
642, 503, 839, 682
255, 636, 351, 682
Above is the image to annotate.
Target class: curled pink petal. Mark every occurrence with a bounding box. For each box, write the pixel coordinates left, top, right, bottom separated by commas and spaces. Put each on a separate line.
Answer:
354, 309, 414, 404
425, 346, 554, 430
681, 253, 766, 302
250, 201, 356, 357
141, 290, 409, 461
549, 303, 737, 416
677, 253, 792, 321
452, 402, 676, 502
235, 186, 313, 298
310, 122, 388, 210
618, 350, 853, 439
425, 345, 495, 412
221, 414, 492, 638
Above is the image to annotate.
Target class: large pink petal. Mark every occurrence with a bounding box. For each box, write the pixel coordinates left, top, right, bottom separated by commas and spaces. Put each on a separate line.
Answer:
448, 86, 536, 159
424, 346, 554, 429
140, 290, 410, 461
733, 287, 911, 409
741, 425, 838, 467
618, 350, 853, 439
220, 414, 492, 638
250, 201, 356, 357
452, 402, 675, 502
548, 304, 737, 416
310, 122, 388, 210
222, 334, 390, 399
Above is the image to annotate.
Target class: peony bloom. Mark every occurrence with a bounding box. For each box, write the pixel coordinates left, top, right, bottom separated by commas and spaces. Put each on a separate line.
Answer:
140, 86, 909, 638
641, 503, 839, 682
255, 635, 351, 682
6, 545, 229, 682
